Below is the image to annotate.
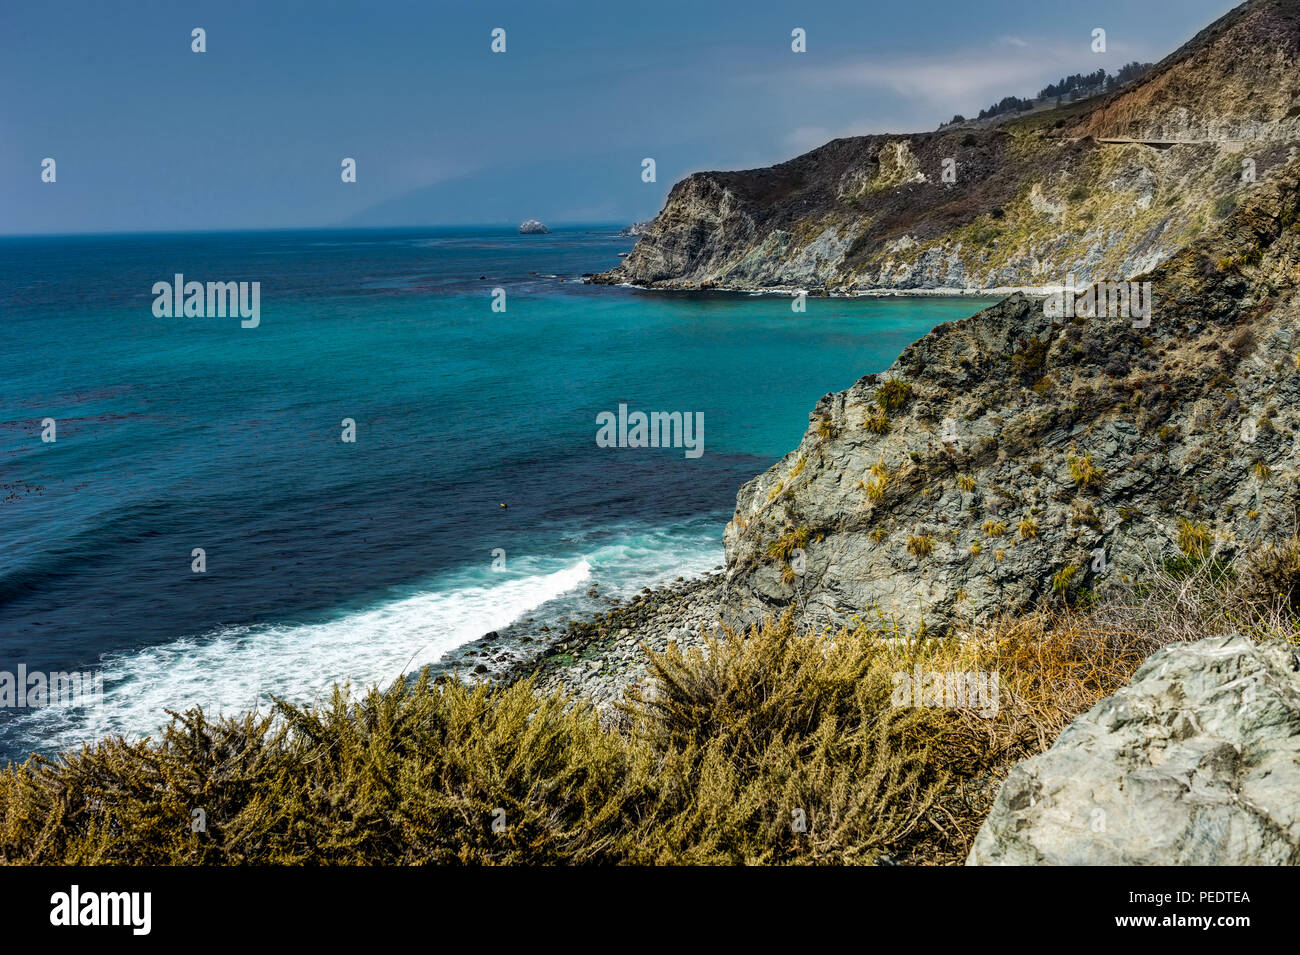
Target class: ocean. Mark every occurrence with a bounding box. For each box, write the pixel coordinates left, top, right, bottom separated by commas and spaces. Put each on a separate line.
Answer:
0, 226, 990, 760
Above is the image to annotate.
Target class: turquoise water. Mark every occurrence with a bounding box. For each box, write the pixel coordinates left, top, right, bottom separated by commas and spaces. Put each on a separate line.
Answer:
0, 226, 992, 758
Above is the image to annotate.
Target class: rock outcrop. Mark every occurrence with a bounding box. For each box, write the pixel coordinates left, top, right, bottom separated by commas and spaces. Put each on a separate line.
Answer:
717, 163, 1300, 635
519, 219, 550, 234
968, 634, 1300, 865
593, 0, 1300, 293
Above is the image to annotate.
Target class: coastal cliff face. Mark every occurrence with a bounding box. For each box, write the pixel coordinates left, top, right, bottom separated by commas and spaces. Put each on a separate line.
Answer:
718, 165, 1300, 634
594, 0, 1300, 293
589, 0, 1300, 638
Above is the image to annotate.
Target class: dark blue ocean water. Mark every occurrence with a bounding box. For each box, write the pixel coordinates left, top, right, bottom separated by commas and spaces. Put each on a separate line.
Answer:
0, 226, 990, 759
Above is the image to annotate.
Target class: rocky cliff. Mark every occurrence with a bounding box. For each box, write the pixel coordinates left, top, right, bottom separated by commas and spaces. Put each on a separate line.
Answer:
717, 161, 1300, 635
593, 0, 1300, 293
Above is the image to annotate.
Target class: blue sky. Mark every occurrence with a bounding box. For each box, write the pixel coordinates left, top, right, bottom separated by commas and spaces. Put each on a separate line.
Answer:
0, 0, 1238, 234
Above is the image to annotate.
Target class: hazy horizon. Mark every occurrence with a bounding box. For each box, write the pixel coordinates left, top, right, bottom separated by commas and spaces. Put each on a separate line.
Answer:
2, 0, 1238, 236
0, 221, 633, 240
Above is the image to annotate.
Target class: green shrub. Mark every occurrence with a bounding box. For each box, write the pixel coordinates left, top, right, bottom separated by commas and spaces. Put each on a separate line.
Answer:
1051, 564, 1078, 596
1177, 518, 1213, 559
9, 583, 1256, 867
864, 407, 891, 435
1067, 453, 1101, 488
875, 379, 912, 413
864, 463, 893, 502
624, 615, 948, 863
766, 527, 810, 563
0, 675, 633, 865
906, 534, 935, 558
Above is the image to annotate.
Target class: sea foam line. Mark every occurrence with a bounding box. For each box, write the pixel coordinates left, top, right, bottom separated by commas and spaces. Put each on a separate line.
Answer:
3, 559, 594, 755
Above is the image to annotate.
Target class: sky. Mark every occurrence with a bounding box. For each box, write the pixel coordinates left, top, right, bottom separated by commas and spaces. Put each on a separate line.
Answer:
0, 0, 1241, 234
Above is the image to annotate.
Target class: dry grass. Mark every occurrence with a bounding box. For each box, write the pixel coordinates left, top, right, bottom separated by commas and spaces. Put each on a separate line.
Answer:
906, 533, 936, 558
863, 407, 891, 434
1067, 452, 1102, 488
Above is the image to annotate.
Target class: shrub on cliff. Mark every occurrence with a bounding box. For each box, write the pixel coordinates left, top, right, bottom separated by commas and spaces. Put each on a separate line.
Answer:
874, 378, 912, 412
621, 614, 949, 863
0, 676, 638, 865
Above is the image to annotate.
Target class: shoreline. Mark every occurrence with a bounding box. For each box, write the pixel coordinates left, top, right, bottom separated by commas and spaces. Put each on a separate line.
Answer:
430, 573, 728, 717
585, 276, 1049, 299
434, 284, 1024, 708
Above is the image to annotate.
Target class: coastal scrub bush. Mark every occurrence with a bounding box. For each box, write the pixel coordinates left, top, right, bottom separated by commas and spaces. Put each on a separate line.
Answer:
1066, 452, 1101, 488
863, 407, 891, 434
1010, 339, 1048, 383
875, 379, 912, 413
0, 615, 957, 866
1177, 518, 1213, 559
1051, 564, 1078, 597
1070, 501, 1102, 531
1098, 540, 1293, 646
864, 463, 892, 502
621, 615, 950, 863
906, 534, 935, 558
766, 527, 809, 564
0, 675, 637, 865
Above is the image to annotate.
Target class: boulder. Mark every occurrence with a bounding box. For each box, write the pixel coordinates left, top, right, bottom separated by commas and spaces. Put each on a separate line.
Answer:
968, 634, 1300, 865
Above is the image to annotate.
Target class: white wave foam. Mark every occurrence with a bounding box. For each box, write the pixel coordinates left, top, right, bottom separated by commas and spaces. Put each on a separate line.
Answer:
7, 559, 593, 754
7, 521, 725, 758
